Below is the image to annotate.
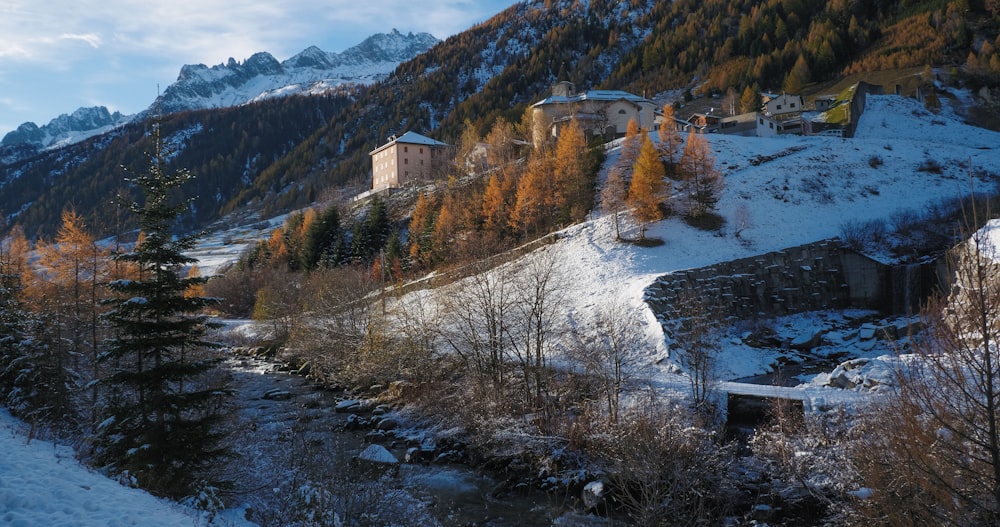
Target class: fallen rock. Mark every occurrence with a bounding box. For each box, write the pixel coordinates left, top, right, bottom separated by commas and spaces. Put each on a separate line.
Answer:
262, 389, 293, 400
358, 444, 399, 465
582, 480, 606, 511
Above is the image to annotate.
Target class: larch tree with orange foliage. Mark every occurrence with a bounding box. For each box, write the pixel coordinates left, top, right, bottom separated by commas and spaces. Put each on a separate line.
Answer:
511, 151, 555, 238
0, 226, 38, 422
33, 211, 110, 369
657, 104, 683, 179
552, 118, 594, 225
485, 117, 521, 171
33, 210, 112, 427
679, 130, 724, 218
408, 192, 438, 269
627, 134, 668, 239
431, 194, 461, 264
481, 167, 518, 242
616, 117, 642, 180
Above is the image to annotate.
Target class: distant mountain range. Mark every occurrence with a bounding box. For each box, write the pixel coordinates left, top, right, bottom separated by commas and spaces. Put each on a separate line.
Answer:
0, 29, 439, 152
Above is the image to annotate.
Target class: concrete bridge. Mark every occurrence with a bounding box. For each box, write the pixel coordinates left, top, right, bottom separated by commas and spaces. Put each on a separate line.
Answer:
719, 381, 874, 436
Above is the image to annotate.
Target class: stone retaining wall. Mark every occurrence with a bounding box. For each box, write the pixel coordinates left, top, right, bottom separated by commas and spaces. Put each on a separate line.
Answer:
644, 239, 895, 326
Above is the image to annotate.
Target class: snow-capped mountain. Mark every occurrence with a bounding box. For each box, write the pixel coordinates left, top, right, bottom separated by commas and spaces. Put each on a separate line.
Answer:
0, 106, 128, 150
151, 29, 439, 115
0, 30, 438, 153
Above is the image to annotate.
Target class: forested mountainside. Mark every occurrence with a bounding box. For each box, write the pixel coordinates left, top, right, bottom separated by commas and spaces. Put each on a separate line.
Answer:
0, 90, 357, 239
2, 0, 998, 239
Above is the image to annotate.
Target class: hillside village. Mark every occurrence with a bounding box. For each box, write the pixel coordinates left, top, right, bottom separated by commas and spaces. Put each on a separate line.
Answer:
365, 77, 910, 195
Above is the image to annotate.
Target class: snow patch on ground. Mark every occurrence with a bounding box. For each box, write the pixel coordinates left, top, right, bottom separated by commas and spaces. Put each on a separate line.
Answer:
0, 409, 254, 526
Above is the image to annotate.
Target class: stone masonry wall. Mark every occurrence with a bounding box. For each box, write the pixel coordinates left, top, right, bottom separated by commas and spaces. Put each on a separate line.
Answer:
644, 239, 886, 328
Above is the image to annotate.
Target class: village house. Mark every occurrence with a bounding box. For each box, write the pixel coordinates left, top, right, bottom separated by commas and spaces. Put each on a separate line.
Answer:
530, 81, 661, 146
756, 92, 805, 137
684, 109, 758, 136
369, 131, 450, 192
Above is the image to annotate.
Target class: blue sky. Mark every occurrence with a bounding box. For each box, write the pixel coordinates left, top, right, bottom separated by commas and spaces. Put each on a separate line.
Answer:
0, 0, 520, 138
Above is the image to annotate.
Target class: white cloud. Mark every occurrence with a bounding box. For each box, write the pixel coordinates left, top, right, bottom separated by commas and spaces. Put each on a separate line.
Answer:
59, 33, 103, 49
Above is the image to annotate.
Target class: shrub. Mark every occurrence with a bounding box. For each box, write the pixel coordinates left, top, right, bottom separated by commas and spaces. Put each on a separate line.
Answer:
917, 159, 943, 174
839, 218, 888, 252
867, 155, 884, 168
684, 211, 726, 231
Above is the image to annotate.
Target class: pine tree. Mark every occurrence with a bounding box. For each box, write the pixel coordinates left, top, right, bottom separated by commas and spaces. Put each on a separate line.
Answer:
0, 243, 29, 406
1, 226, 81, 432
350, 195, 391, 263
97, 120, 230, 499
627, 134, 668, 239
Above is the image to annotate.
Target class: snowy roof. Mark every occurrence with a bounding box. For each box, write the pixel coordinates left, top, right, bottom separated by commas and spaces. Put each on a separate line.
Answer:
370, 131, 450, 155
532, 89, 654, 108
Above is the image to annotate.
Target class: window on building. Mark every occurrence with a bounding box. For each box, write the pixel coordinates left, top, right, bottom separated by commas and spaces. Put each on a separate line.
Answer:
790, 102, 796, 108
420, 147, 424, 154
404, 146, 408, 153
404, 158, 408, 165
769, 122, 774, 129
776, 104, 782, 110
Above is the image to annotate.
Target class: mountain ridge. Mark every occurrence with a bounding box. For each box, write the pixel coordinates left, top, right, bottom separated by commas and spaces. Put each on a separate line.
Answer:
0, 29, 439, 152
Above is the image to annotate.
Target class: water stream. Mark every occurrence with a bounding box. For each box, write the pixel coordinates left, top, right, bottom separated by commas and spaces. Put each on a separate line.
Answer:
223, 357, 588, 526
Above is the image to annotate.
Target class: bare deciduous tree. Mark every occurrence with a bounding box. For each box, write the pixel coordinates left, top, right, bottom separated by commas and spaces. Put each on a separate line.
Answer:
672, 290, 723, 411
507, 250, 568, 412
569, 297, 646, 423
436, 258, 517, 401
854, 195, 1000, 525
597, 404, 735, 526
601, 167, 628, 241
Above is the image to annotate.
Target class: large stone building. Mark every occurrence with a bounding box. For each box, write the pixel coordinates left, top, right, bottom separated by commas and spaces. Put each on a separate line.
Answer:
530, 81, 661, 146
370, 131, 450, 192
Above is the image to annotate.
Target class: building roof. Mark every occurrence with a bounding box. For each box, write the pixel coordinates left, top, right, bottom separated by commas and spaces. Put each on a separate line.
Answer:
532, 89, 653, 108
370, 131, 450, 155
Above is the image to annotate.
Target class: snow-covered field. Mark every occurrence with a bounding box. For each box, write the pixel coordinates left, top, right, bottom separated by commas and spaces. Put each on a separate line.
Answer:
0, 409, 254, 526
3, 91, 999, 524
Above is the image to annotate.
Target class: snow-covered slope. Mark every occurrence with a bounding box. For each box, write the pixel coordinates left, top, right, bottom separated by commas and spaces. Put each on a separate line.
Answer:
151, 29, 439, 115
397, 92, 1000, 398
0, 409, 254, 526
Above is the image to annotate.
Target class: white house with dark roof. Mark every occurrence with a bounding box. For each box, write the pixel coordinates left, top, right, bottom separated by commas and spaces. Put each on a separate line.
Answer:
369, 131, 450, 192
756, 92, 806, 137
530, 81, 661, 146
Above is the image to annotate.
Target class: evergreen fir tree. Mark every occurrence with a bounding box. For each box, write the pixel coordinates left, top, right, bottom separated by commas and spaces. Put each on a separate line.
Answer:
97, 119, 231, 499
301, 204, 342, 270
350, 196, 391, 263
